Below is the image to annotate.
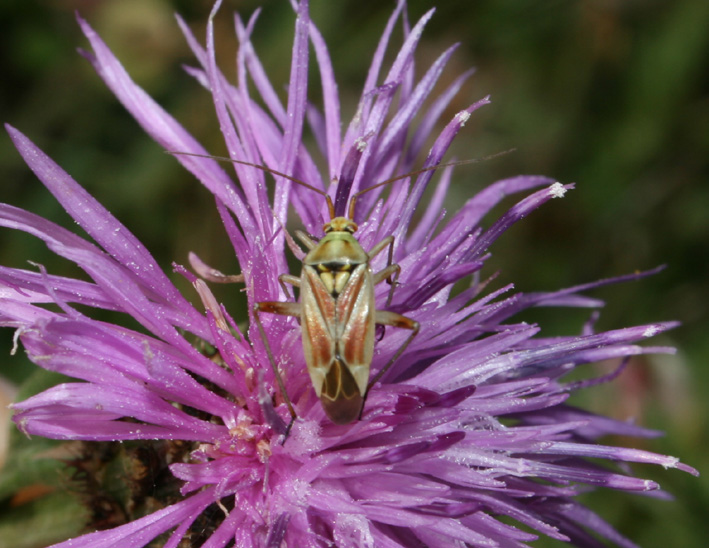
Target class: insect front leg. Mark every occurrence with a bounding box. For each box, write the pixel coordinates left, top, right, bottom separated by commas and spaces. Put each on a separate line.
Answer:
278, 273, 300, 301
188, 252, 245, 284
294, 229, 318, 250
253, 301, 301, 437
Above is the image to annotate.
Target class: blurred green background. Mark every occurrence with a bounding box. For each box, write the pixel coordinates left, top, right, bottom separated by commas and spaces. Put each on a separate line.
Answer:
0, 0, 706, 546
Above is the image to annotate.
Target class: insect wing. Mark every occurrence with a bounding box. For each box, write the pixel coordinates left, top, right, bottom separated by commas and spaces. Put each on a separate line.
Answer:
300, 265, 337, 391
335, 263, 375, 391
300, 264, 375, 424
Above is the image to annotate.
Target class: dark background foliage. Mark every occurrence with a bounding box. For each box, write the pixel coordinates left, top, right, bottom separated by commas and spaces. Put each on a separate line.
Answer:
0, 1, 706, 546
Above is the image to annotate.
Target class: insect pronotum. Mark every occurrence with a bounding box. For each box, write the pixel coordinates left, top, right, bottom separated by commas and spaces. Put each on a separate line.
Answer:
175, 151, 510, 433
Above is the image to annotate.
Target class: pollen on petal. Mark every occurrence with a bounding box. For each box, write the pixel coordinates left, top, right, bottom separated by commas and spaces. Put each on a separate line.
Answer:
454, 110, 471, 125
549, 181, 567, 198
355, 137, 367, 152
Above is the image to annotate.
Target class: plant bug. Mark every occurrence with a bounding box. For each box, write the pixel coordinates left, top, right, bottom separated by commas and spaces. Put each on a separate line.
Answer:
174, 151, 511, 431
253, 178, 420, 427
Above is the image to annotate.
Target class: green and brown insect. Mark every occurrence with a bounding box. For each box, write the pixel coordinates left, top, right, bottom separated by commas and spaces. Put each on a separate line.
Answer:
252, 178, 419, 427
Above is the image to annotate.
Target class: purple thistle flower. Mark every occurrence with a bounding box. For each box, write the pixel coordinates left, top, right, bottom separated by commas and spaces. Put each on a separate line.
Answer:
2, 1, 696, 547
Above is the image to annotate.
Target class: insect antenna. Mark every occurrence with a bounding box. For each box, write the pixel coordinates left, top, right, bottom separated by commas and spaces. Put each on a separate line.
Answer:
346, 148, 515, 220
167, 151, 336, 219
168, 148, 514, 222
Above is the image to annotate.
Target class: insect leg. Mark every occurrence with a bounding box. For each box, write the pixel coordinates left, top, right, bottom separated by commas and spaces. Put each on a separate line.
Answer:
253, 301, 301, 437
367, 235, 394, 261
372, 263, 401, 308
368, 235, 400, 307
188, 252, 245, 284
278, 273, 300, 300
367, 310, 419, 391
294, 229, 318, 250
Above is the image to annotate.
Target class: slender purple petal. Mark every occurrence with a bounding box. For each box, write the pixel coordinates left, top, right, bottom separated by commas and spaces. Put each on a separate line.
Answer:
76, 18, 253, 225
48, 490, 216, 548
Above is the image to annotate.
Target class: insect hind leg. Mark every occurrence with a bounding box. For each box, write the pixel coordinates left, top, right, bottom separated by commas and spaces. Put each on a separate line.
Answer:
362, 310, 419, 415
